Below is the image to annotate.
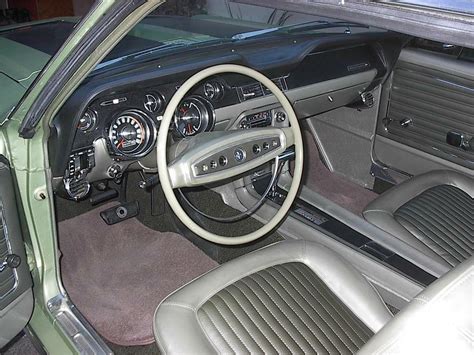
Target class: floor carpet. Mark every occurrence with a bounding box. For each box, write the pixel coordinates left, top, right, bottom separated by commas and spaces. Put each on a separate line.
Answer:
2, 334, 40, 355
58, 204, 218, 346
300, 130, 378, 215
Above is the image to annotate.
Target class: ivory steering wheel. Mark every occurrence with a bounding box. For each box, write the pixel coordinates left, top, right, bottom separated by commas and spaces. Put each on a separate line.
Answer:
157, 64, 303, 245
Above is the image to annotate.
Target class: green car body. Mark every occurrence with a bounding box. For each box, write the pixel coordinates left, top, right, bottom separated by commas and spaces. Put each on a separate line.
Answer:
1, 1, 165, 352
0, 1, 277, 351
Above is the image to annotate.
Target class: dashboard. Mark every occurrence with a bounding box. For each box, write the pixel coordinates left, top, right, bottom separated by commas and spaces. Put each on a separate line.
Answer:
49, 32, 404, 201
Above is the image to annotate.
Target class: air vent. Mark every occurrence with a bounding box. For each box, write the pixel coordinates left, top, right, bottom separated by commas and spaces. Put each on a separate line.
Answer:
263, 77, 288, 95
238, 77, 288, 102
238, 83, 265, 101
361, 91, 374, 108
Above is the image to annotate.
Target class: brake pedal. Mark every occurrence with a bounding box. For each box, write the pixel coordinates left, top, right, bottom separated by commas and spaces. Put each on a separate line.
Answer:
100, 201, 139, 225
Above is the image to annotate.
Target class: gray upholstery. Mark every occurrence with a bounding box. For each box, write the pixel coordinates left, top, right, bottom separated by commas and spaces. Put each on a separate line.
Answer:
358, 256, 473, 354
363, 170, 474, 269
154, 241, 393, 354
197, 262, 373, 354
155, 241, 473, 354
395, 185, 473, 267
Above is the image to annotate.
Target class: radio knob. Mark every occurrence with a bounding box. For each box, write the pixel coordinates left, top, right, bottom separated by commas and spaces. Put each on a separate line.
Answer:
275, 111, 286, 122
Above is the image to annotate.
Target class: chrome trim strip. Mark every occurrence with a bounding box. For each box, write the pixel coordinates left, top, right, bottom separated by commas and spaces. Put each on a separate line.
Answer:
47, 294, 112, 354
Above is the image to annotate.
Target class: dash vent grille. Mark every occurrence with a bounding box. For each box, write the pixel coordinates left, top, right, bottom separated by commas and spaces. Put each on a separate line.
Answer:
238, 77, 288, 102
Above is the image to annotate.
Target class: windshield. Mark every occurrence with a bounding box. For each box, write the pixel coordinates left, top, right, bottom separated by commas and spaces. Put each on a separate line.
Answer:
98, 3, 372, 68
377, 0, 474, 14
0, 1, 371, 120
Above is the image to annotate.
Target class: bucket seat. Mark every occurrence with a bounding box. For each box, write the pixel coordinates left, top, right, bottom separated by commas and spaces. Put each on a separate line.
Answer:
154, 240, 472, 354
363, 170, 473, 269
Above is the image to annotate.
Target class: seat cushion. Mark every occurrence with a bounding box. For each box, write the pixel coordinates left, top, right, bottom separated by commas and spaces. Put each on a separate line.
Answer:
394, 185, 473, 267
198, 262, 373, 354
363, 170, 473, 269
154, 241, 392, 354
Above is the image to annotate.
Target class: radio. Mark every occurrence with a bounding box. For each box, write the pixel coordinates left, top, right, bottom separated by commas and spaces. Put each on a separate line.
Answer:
239, 110, 272, 129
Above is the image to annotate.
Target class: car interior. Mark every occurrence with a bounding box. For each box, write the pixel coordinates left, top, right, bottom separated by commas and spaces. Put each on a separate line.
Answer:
1, 2, 472, 354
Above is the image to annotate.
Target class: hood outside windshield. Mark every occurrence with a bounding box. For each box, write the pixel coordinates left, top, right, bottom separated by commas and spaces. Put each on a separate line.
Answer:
0, 0, 364, 121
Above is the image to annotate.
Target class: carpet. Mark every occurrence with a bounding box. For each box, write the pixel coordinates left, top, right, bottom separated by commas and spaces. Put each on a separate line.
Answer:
58, 204, 218, 346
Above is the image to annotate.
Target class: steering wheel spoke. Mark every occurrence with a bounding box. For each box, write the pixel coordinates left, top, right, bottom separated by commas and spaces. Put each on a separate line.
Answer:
168, 128, 294, 188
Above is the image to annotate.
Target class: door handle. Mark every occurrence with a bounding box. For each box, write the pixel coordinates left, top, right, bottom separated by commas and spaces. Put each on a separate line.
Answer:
447, 131, 473, 151
399, 118, 413, 128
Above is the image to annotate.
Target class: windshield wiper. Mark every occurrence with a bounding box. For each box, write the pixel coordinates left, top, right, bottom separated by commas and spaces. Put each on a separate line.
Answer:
231, 20, 369, 41
286, 21, 369, 34
95, 42, 189, 70
231, 20, 328, 40
231, 27, 280, 40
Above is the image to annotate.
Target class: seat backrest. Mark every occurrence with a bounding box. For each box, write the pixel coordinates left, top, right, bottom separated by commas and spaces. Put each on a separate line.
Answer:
358, 256, 473, 354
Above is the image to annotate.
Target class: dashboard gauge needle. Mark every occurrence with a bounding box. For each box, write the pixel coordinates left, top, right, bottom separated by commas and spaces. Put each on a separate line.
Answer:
117, 138, 125, 148
187, 123, 193, 135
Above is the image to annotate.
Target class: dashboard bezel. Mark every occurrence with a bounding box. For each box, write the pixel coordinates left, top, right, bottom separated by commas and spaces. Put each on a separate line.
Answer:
48, 30, 405, 197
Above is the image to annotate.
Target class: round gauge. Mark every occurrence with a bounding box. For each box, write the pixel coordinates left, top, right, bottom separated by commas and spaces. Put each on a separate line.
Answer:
203, 81, 224, 101
77, 109, 97, 132
174, 96, 215, 137
108, 109, 156, 158
143, 92, 165, 113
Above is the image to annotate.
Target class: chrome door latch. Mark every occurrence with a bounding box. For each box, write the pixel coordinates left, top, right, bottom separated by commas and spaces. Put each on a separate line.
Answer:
399, 117, 413, 128
0, 254, 21, 272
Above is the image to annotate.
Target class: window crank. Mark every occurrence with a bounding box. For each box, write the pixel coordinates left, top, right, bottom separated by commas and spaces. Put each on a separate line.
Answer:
0, 254, 21, 272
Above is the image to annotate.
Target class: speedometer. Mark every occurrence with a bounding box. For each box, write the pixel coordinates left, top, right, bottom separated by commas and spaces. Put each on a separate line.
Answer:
108, 109, 156, 158
174, 96, 215, 137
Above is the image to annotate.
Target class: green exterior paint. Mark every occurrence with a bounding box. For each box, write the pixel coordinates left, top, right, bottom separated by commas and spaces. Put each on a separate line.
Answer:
0, 38, 51, 122
0, 17, 78, 33
2, 115, 73, 353
0, 0, 166, 353
0, 74, 26, 122
0, 37, 51, 83
129, 23, 216, 43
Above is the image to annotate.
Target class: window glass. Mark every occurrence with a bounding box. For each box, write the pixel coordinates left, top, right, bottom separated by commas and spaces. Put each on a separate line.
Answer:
378, 0, 474, 14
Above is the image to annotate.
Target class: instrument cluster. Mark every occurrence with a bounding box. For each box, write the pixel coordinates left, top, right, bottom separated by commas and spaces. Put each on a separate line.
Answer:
75, 81, 220, 161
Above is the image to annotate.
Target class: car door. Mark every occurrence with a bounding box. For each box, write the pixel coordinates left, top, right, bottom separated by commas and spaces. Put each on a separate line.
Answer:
0, 1, 165, 352
372, 40, 473, 183
0, 156, 33, 349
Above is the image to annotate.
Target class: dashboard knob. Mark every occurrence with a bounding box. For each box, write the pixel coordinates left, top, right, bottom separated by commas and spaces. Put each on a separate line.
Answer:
275, 111, 286, 122
107, 164, 122, 179
143, 92, 165, 113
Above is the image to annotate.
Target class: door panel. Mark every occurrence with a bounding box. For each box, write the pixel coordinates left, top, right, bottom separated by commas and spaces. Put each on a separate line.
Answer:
0, 156, 33, 349
374, 47, 474, 176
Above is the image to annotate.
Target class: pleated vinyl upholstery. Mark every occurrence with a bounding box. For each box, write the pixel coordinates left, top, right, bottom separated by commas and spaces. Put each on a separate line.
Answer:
395, 185, 474, 267
197, 262, 373, 354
